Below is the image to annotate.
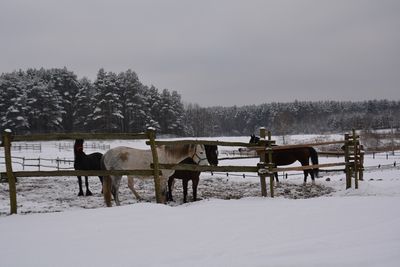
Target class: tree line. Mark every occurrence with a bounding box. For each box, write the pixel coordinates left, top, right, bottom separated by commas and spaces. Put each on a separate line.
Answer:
1, 68, 399, 137
0, 68, 185, 135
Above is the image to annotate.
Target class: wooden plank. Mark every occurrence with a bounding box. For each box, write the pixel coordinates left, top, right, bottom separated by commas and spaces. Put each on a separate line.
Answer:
2, 169, 159, 178
147, 128, 164, 204
319, 151, 345, 156
11, 132, 148, 142
273, 162, 346, 172
267, 130, 275, 197
353, 129, 359, 189
155, 163, 259, 173
253, 140, 346, 151
146, 139, 258, 147
258, 128, 268, 197
3, 130, 17, 214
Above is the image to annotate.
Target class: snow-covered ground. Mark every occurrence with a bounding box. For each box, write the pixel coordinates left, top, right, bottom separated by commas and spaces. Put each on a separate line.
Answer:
1, 135, 399, 267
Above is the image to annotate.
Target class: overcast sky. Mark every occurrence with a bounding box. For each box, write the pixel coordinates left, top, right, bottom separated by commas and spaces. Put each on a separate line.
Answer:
1, 0, 399, 107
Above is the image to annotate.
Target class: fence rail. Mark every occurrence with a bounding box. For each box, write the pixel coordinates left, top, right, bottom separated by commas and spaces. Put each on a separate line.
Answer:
4, 132, 148, 143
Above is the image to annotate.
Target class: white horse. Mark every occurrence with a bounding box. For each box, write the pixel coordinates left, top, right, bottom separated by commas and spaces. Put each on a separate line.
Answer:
101, 144, 209, 206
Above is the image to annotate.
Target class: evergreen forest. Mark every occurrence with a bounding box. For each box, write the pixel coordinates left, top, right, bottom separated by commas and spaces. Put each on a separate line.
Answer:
1, 68, 399, 137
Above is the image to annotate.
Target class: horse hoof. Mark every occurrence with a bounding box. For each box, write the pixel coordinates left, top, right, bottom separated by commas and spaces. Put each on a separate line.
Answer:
78, 191, 84, 196
86, 191, 93, 196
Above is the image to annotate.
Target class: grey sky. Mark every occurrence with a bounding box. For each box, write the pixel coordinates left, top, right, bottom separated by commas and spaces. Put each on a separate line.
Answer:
1, 0, 399, 107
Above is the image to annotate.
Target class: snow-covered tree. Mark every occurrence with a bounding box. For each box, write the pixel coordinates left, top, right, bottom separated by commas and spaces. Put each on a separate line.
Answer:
158, 89, 185, 135
26, 79, 64, 132
142, 85, 161, 131
0, 72, 30, 133
116, 70, 148, 132
74, 77, 95, 131
91, 69, 123, 132
48, 68, 80, 132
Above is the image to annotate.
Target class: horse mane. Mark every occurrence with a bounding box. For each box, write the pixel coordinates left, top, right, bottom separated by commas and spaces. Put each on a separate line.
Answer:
162, 144, 195, 158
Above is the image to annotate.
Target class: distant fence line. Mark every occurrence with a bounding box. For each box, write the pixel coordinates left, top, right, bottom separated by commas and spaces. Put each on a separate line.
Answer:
54, 142, 110, 151
0, 141, 111, 153
10, 143, 41, 152
0, 156, 74, 171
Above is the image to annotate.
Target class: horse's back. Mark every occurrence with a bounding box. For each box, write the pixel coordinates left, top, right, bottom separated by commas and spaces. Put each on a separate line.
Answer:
273, 147, 313, 165
102, 146, 152, 170
170, 157, 200, 180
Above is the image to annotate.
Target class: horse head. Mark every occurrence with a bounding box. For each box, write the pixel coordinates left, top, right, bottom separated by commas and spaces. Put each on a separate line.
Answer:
205, 145, 218, 166
192, 144, 210, 166
249, 134, 260, 144
74, 139, 84, 153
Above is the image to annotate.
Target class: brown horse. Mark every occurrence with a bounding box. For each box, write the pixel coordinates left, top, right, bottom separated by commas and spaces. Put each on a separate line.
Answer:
250, 135, 319, 184
168, 145, 218, 203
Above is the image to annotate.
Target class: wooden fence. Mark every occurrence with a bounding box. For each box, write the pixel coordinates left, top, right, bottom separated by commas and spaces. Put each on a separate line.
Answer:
1, 128, 362, 215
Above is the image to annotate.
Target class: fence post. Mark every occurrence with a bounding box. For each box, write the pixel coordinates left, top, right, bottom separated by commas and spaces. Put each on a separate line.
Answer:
147, 128, 164, 203
258, 127, 267, 197
3, 129, 17, 214
353, 129, 359, 189
344, 133, 351, 189
267, 131, 275, 198
359, 145, 364, 181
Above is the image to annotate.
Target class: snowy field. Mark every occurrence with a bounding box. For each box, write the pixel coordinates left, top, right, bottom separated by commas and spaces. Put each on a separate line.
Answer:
1, 135, 400, 267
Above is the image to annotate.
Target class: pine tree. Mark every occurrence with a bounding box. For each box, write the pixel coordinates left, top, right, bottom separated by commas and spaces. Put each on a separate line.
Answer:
91, 69, 123, 132
48, 68, 80, 132
74, 77, 95, 131
0, 71, 30, 133
116, 70, 147, 132
26, 79, 64, 133
142, 85, 161, 131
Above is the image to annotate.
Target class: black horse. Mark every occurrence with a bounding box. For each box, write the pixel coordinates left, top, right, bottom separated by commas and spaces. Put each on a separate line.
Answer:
74, 139, 104, 196
249, 135, 319, 184
168, 145, 218, 203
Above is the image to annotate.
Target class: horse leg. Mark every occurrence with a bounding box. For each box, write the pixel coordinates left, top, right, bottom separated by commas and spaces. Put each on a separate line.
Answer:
274, 172, 280, 183
127, 176, 142, 200
77, 176, 84, 196
192, 176, 199, 201
182, 179, 188, 203
85, 176, 92, 196
167, 177, 175, 201
303, 170, 308, 185
310, 169, 315, 185
99, 176, 104, 194
274, 164, 279, 184
301, 161, 310, 185
112, 176, 122, 206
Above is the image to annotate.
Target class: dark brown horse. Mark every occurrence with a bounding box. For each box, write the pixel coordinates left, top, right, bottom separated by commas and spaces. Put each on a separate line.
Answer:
168, 145, 218, 203
74, 139, 104, 196
250, 135, 319, 184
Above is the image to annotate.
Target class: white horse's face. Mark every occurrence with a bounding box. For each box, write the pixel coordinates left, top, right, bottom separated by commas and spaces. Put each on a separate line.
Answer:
192, 144, 209, 166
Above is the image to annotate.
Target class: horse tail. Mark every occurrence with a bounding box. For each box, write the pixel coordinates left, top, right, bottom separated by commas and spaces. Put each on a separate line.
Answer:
101, 156, 112, 207
309, 147, 319, 178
